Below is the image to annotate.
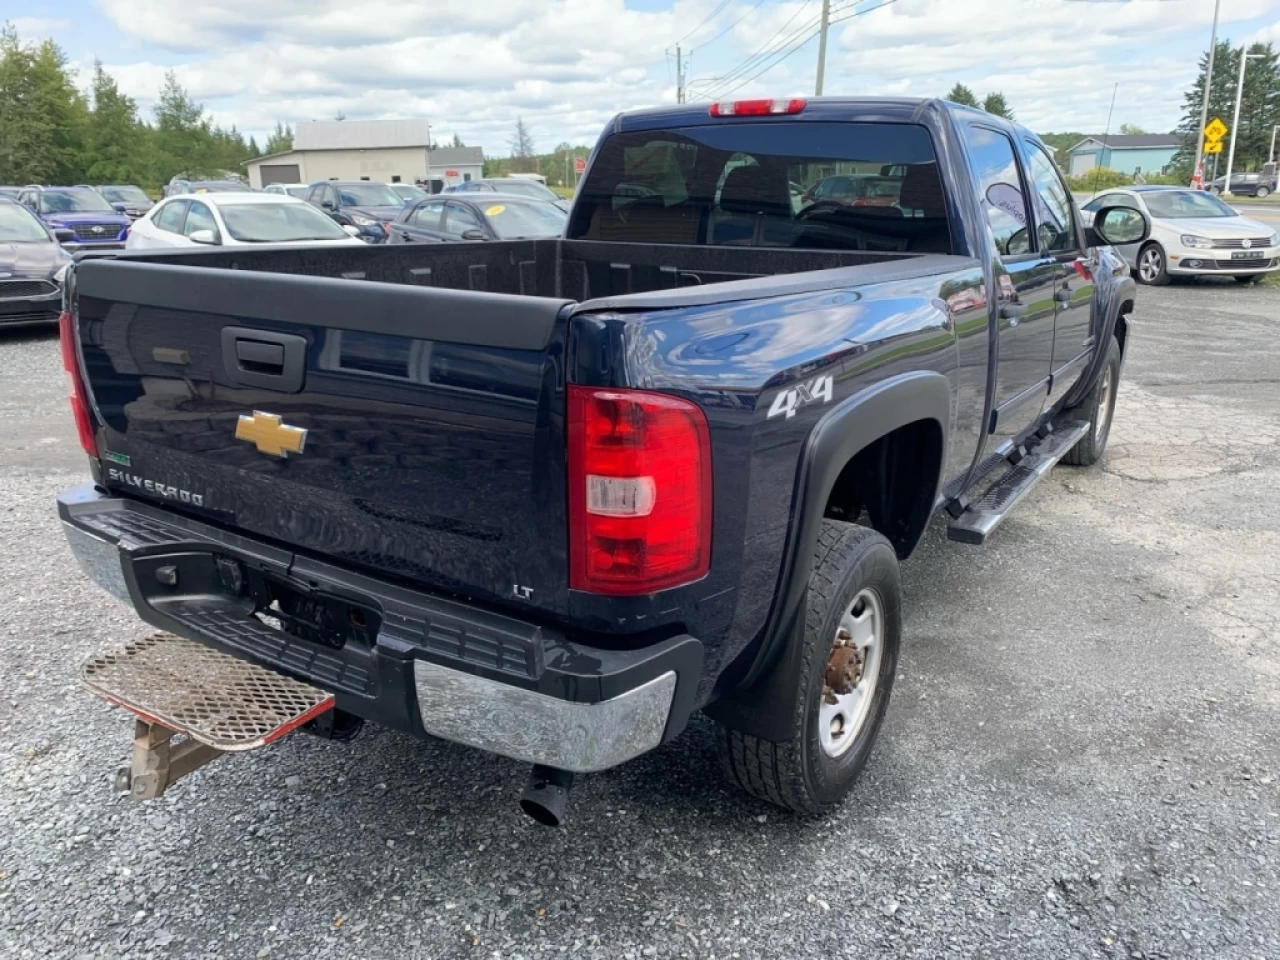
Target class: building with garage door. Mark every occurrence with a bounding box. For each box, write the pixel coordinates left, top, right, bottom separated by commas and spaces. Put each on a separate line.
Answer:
1065, 134, 1182, 177
243, 119, 484, 190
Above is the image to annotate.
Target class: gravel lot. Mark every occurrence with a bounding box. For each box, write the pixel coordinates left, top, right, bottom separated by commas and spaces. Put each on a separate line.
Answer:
2, 281, 1278, 960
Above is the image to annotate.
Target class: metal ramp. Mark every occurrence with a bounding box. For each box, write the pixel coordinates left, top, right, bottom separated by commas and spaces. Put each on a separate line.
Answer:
947, 421, 1090, 546
82, 633, 333, 798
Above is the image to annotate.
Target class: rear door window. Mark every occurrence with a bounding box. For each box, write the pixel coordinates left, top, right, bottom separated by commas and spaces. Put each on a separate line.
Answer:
568, 120, 951, 253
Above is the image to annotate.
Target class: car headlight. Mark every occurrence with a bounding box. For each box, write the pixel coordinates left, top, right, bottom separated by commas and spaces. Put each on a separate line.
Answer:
1179, 234, 1214, 249
350, 215, 378, 227
53, 263, 69, 284
1269, 232, 1279, 248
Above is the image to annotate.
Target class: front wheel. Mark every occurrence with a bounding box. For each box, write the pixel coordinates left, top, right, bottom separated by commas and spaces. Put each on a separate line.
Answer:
1136, 243, 1170, 286
1235, 274, 1265, 284
1255, 186, 1271, 199
1064, 335, 1122, 467
716, 522, 901, 814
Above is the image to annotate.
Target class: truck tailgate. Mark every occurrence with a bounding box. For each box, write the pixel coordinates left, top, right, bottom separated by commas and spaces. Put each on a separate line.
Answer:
72, 257, 574, 615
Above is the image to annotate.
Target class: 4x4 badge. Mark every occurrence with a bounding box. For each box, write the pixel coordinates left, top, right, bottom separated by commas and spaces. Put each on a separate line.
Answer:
234, 411, 307, 458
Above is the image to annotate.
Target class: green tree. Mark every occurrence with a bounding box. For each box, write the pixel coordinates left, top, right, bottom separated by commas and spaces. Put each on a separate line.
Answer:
1118, 123, 1148, 136
944, 83, 979, 108
247, 135, 260, 157
509, 117, 536, 173
451, 132, 465, 148
1176, 40, 1280, 176
264, 121, 293, 154
0, 28, 87, 183
84, 60, 146, 184
152, 70, 210, 181
982, 91, 1013, 120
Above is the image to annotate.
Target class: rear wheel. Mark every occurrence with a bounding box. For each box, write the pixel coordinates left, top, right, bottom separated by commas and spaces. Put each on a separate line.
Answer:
716, 522, 901, 814
1136, 243, 1170, 286
1064, 336, 1122, 467
1256, 186, 1271, 199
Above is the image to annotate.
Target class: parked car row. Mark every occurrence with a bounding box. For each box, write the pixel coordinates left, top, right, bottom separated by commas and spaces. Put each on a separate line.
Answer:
0, 198, 72, 326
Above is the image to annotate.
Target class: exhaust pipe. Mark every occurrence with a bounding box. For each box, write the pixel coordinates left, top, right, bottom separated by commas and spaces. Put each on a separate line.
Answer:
519, 765, 575, 827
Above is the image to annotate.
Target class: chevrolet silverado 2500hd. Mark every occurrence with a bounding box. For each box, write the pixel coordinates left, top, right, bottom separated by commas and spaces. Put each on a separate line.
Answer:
56, 97, 1148, 824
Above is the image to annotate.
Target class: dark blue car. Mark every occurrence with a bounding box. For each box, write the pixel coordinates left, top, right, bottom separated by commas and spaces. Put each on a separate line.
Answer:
17, 186, 131, 250
304, 180, 406, 243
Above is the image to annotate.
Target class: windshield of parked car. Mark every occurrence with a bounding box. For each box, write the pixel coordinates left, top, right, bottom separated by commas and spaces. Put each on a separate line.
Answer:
568, 121, 951, 253
482, 199, 568, 238
219, 202, 352, 242
0, 202, 51, 241
490, 180, 559, 201
39, 189, 115, 213
390, 184, 428, 202
100, 186, 150, 204
336, 183, 402, 207
1142, 190, 1236, 219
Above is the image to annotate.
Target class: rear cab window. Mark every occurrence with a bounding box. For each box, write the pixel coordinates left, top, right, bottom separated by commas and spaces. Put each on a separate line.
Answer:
567, 120, 953, 253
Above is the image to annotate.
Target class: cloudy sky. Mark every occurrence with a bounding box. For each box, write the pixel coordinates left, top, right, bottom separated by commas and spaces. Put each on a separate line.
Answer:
10, 0, 1280, 154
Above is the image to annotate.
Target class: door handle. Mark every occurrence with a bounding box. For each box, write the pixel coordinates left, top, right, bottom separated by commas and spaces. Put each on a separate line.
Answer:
999, 301, 1027, 322
221, 327, 307, 393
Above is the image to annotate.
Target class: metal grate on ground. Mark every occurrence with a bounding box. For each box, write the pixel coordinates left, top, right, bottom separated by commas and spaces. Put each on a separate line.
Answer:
81, 633, 334, 751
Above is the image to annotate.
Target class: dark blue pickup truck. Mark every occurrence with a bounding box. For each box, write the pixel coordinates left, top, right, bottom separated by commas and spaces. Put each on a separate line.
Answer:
57, 97, 1148, 824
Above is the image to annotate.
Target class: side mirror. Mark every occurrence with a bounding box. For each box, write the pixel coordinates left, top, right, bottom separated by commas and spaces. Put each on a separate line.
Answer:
188, 229, 219, 245
1086, 205, 1149, 248
112, 202, 127, 212
460, 228, 487, 240
321, 200, 336, 210
54, 228, 76, 243
342, 224, 361, 237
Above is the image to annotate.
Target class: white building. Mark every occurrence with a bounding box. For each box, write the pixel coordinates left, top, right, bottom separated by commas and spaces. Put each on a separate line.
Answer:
243, 119, 484, 190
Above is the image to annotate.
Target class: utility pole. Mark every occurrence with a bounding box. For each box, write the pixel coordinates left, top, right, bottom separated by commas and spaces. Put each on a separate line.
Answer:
1224, 49, 1262, 196
424, 122, 433, 191
1270, 124, 1279, 165
1193, 0, 1221, 178
815, 0, 831, 96
676, 44, 685, 104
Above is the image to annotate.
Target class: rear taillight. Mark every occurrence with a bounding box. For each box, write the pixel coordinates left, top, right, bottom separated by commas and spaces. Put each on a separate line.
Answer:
567, 386, 712, 595
709, 98, 806, 117
59, 310, 98, 457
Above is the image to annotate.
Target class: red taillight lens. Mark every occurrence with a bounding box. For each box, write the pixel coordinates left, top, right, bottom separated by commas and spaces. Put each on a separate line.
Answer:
59, 310, 98, 457
567, 386, 712, 595
709, 98, 806, 117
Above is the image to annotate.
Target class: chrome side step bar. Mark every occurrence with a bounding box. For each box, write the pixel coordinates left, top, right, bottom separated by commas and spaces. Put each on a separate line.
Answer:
947, 421, 1090, 545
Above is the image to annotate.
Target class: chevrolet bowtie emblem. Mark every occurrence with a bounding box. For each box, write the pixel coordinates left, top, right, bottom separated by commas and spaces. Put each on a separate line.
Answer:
234, 411, 307, 458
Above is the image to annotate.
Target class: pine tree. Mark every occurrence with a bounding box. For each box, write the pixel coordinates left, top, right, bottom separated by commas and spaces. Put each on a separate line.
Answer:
85, 60, 145, 184
0, 29, 88, 183
265, 121, 293, 154
1175, 41, 1280, 175
982, 92, 1013, 120
945, 83, 979, 108
509, 117, 536, 173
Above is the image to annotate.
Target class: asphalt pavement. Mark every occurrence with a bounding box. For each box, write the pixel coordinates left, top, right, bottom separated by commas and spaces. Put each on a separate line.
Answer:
1, 280, 1278, 960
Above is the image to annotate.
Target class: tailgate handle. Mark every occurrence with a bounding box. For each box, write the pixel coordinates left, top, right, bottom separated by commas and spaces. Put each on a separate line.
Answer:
221, 327, 307, 393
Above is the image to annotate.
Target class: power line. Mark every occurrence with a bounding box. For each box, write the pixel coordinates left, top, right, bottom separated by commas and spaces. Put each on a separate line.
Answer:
676, 0, 736, 45
690, 0, 773, 53
705, 0, 897, 100
698, 0, 822, 97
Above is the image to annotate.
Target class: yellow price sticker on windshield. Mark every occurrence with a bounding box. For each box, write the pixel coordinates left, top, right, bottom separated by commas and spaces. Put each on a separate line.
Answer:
484, 205, 506, 216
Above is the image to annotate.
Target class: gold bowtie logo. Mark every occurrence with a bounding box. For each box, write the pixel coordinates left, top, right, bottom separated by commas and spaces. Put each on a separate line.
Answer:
234, 411, 307, 458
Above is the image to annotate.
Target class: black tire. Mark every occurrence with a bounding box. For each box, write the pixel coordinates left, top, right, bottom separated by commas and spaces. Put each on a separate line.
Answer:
1135, 242, 1170, 286
716, 522, 901, 814
1064, 335, 1122, 467
1256, 186, 1271, 199
1234, 274, 1265, 284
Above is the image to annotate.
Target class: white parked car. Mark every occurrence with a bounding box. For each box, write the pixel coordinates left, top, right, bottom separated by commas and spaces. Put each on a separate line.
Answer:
127, 193, 366, 250
262, 183, 311, 200
1081, 187, 1279, 286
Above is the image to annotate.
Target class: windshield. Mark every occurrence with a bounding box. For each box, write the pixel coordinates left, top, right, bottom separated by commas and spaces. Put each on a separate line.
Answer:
0, 202, 51, 241
39, 189, 114, 213
189, 182, 252, 194
568, 121, 951, 253
100, 186, 150, 204
1143, 190, 1236, 219
492, 180, 558, 200
336, 183, 402, 206
284, 185, 309, 199
390, 184, 427, 202
483, 199, 568, 238
219, 202, 352, 242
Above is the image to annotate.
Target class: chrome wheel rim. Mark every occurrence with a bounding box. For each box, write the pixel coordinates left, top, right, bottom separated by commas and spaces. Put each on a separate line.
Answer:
1139, 248, 1161, 282
1095, 362, 1114, 444
819, 588, 883, 759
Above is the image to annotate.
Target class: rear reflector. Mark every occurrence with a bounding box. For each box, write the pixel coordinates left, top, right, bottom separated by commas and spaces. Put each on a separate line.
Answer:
709, 98, 806, 117
59, 310, 98, 457
567, 387, 712, 595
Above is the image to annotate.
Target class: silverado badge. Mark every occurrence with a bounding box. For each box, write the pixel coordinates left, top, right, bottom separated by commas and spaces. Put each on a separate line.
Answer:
235, 411, 307, 458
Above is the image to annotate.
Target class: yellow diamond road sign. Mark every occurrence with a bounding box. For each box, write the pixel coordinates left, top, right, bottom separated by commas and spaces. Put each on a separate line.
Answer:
1204, 117, 1228, 142
1204, 140, 1224, 154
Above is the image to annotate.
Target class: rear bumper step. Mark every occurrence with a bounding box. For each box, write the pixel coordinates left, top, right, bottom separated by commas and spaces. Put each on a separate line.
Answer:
59, 484, 703, 773
948, 420, 1090, 545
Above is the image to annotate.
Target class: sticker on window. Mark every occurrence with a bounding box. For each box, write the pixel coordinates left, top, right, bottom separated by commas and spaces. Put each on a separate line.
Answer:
485, 205, 506, 216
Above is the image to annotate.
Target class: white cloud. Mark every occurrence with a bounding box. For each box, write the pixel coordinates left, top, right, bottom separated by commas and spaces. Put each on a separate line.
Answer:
11, 17, 72, 35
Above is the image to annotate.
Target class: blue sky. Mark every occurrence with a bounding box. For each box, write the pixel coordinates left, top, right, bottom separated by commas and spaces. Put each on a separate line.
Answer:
10, 0, 1280, 153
